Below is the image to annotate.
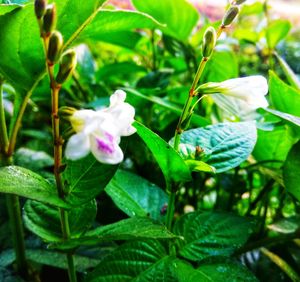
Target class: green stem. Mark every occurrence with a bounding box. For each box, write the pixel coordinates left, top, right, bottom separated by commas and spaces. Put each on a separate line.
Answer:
173, 57, 208, 152
6, 194, 28, 278
261, 247, 300, 282
41, 34, 77, 282
151, 29, 157, 71
166, 190, 176, 230
1, 79, 28, 278
0, 78, 8, 156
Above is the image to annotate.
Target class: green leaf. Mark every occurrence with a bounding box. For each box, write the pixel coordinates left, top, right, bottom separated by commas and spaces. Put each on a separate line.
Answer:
0, 3, 22, 15
86, 240, 176, 282
175, 257, 258, 282
197, 257, 259, 282
185, 160, 216, 173
63, 154, 118, 206
173, 211, 254, 261
126, 88, 210, 127
77, 10, 162, 46
24, 199, 97, 242
0, 4, 45, 92
264, 108, 300, 127
253, 126, 297, 165
105, 170, 168, 222
51, 218, 177, 250
269, 71, 300, 117
201, 48, 239, 83
14, 148, 53, 172
26, 249, 101, 272
274, 53, 300, 90
175, 122, 257, 173
0, 166, 70, 208
266, 19, 291, 49
134, 122, 191, 185
132, 0, 199, 41
283, 141, 300, 202
268, 216, 300, 234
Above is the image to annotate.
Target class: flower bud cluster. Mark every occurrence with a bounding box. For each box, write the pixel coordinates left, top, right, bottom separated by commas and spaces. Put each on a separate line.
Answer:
34, 0, 77, 85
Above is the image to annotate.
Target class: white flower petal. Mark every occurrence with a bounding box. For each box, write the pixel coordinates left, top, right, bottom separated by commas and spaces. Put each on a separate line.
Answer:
90, 133, 123, 164
70, 109, 98, 132
110, 90, 126, 107
199, 75, 269, 110
65, 132, 90, 160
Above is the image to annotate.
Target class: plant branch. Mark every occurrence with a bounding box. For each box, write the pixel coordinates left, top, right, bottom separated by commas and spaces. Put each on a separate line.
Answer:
41, 33, 77, 282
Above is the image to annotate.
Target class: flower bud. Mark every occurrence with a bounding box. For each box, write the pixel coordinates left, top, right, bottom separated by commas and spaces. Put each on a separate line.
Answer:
58, 106, 77, 121
47, 31, 63, 65
42, 4, 56, 37
56, 50, 77, 85
34, 0, 47, 19
222, 5, 239, 27
202, 27, 217, 58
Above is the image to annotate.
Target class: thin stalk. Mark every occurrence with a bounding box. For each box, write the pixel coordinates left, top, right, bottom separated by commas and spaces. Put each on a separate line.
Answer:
1, 79, 28, 278
173, 57, 208, 152
42, 34, 77, 282
235, 230, 300, 255
151, 29, 157, 71
166, 190, 176, 230
6, 195, 28, 278
261, 248, 300, 282
0, 78, 8, 155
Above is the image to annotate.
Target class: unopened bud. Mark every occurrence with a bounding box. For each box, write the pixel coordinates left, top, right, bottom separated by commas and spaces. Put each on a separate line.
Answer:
34, 0, 47, 19
234, 0, 247, 4
47, 31, 63, 65
42, 4, 56, 37
56, 50, 77, 85
222, 6, 239, 27
202, 27, 217, 58
58, 107, 76, 121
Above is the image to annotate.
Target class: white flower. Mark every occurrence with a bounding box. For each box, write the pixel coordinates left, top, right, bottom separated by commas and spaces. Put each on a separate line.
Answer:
65, 90, 136, 164
197, 76, 269, 109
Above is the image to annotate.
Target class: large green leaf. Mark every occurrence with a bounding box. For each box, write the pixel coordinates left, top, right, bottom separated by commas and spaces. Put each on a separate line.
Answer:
197, 257, 258, 282
266, 20, 291, 50
134, 122, 191, 185
175, 257, 258, 282
175, 122, 257, 173
0, 166, 69, 208
86, 240, 175, 282
56, 0, 107, 47
0, 4, 44, 92
23, 199, 97, 242
283, 141, 300, 202
269, 71, 300, 117
264, 108, 300, 127
253, 126, 297, 165
51, 218, 177, 250
105, 170, 168, 222
173, 211, 254, 261
0, 3, 22, 15
63, 154, 118, 206
77, 9, 161, 47
132, 0, 199, 41
0, 0, 107, 95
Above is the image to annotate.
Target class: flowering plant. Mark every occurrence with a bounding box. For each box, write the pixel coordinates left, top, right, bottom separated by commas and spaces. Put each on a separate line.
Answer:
65, 90, 136, 164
